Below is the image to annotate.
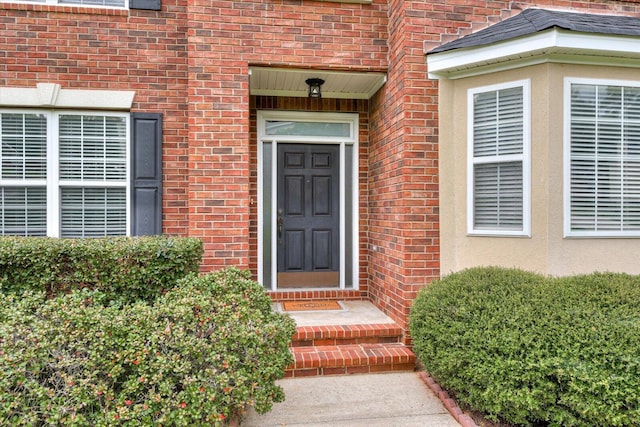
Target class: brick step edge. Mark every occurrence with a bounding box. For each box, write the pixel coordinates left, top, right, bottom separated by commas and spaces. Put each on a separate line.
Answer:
292, 323, 403, 346
286, 343, 416, 377
418, 372, 479, 427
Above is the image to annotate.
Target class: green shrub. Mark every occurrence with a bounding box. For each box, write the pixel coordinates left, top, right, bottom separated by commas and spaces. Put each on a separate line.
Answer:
409, 267, 640, 427
0, 267, 296, 426
0, 236, 203, 304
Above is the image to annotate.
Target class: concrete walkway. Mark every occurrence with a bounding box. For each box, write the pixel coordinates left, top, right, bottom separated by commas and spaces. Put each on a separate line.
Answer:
242, 372, 461, 427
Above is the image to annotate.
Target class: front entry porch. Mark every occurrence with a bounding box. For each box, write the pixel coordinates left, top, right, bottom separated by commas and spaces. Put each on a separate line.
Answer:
274, 300, 416, 377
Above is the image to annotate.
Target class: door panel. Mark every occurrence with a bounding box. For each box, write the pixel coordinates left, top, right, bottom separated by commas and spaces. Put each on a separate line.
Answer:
312, 229, 332, 269
284, 230, 305, 270
284, 176, 304, 216
277, 144, 339, 286
312, 176, 332, 216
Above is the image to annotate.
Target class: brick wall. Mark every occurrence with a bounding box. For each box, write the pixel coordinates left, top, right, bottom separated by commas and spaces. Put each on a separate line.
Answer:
367, 0, 441, 332
0, 1, 191, 238
187, 0, 389, 271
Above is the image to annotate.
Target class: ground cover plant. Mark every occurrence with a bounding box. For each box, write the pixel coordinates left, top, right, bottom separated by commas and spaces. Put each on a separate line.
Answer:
0, 263, 295, 426
409, 267, 640, 427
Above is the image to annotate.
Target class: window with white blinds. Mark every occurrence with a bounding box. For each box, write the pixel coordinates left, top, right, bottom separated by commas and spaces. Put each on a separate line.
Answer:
566, 79, 640, 236
0, 111, 129, 237
468, 81, 530, 236
11, 0, 127, 8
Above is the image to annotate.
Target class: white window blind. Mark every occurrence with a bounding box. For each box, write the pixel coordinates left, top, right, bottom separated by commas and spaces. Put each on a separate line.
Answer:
59, 114, 127, 237
60, 0, 125, 6
0, 187, 46, 236
59, 115, 127, 181
12, 0, 126, 8
0, 113, 47, 236
61, 188, 127, 238
0, 110, 129, 237
568, 82, 640, 235
468, 82, 529, 235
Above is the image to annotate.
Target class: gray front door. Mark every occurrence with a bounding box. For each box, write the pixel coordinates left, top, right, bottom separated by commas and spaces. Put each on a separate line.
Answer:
277, 144, 340, 288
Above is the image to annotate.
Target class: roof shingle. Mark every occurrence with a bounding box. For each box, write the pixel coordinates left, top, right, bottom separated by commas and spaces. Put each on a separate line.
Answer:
429, 8, 640, 54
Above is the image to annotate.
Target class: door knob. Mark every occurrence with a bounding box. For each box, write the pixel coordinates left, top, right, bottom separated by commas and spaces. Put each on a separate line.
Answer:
277, 215, 283, 239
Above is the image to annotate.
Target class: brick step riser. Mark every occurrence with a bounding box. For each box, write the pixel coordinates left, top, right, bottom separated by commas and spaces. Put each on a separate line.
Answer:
292, 335, 401, 347
286, 343, 416, 378
291, 323, 404, 348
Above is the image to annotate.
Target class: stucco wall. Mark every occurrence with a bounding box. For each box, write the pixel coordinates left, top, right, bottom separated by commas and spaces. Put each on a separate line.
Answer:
440, 62, 640, 277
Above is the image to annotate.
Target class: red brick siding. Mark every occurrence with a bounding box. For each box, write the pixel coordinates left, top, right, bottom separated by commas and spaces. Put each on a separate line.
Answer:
186, 0, 389, 270
0, 1, 191, 238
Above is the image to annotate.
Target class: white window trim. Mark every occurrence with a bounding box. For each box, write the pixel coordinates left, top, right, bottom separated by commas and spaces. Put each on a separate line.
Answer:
467, 79, 531, 237
257, 110, 359, 291
0, 109, 131, 237
0, 0, 129, 10
563, 77, 640, 238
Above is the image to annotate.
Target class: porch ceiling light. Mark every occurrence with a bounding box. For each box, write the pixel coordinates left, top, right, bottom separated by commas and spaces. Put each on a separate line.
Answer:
305, 78, 325, 98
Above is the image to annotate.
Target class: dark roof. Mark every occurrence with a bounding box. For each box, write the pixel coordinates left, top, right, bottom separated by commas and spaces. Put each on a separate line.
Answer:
429, 8, 640, 54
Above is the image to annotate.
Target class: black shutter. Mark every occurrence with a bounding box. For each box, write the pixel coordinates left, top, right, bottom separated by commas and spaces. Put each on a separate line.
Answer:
129, 0, 161, 11
131, 113, 163, 236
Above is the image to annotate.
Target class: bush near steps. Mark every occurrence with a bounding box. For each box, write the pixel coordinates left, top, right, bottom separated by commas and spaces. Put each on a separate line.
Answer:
410, 267, 640, 427
0, 236, 296, 426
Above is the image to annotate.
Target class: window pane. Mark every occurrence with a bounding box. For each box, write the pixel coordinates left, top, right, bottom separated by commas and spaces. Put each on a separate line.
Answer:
60, 0, 125, 6
471, 84, 525, 233
473, 87, 523, 157
474, 162, 523, 230
265, 121, 350, 137
0, 187, 46, 236
1, 113, 47, 179
61, 187, 126, 238
59, 115, 127, 181
570, 83, 640, 233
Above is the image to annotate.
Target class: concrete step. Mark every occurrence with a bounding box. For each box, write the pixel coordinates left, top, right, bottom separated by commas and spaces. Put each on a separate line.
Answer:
286, 343, 416, 377
292, 323, 403, 347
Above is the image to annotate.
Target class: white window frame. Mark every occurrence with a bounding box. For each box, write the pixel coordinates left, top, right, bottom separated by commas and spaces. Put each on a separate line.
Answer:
467, 79, 531, 237
3, 0, 128, 9
564, 77, 640, 238
0, 109, 131, 238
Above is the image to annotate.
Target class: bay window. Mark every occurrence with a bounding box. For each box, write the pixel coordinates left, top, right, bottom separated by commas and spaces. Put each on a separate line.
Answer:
566, 79, 640, 236
467, 80, 531, 236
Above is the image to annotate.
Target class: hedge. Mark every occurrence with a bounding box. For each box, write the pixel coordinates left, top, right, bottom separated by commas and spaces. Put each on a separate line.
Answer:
0, 268, 296, 426
409, 267, 640, 427
0, 236, 203, 304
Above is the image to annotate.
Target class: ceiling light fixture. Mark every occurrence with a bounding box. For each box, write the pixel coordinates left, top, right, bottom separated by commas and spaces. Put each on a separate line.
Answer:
305, 78, 325, 98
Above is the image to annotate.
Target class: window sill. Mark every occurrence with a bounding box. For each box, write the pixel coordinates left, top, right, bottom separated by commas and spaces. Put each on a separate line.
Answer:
564, 233, 640, 239
468, 230, 531, 238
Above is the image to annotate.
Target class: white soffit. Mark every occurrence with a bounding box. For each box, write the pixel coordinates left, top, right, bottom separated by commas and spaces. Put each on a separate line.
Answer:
0, 83, 135, 110
249, 67, 387, 100
427, 29, 640, 79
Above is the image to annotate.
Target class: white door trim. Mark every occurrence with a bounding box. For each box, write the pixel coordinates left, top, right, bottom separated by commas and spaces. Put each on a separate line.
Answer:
257, 110, 359, 291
